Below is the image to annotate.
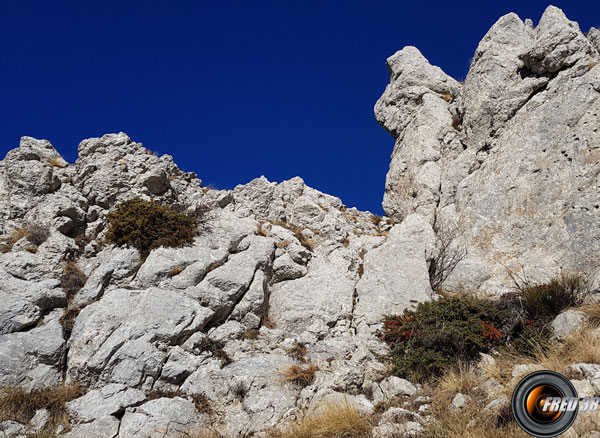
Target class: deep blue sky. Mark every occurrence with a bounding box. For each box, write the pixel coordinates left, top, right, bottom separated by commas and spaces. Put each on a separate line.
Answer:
1, 1, 599, 214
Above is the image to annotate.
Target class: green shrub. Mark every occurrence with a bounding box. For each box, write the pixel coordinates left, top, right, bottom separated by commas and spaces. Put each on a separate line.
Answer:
519, 274, 591, 320
380, 296, 507, 381
105, 198, 199, 259
509, 320, 551, 356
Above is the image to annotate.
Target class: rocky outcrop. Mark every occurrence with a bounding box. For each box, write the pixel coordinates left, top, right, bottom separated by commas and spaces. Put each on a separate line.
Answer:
1, 5, 599, 437
376, 5, 600, 292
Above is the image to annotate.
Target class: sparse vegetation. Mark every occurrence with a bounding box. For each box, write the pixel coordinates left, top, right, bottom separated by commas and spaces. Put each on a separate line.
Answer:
169, 266, 185, 277
282, 363, 319, 387
267, 400, 372, 438
146, 389, 213, 415
26, 224, 50, 246
0, 384, 85, 436
197, 338, 232, 365
516, 273, 592, 320
59, 306, 81, 340
60, 261, 87, 298
0, 228, 27, 252
288, 342, 307, 362
240, 329, 260, 340
105, 197, 200, 259
428, 221, 467, 292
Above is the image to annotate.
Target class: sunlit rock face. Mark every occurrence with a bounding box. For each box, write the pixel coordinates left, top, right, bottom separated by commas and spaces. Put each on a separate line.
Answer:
376, 5, 600, 293
0, 5, 599, 436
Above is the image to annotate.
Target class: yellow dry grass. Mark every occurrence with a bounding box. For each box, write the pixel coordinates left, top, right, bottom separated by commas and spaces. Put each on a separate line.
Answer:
0, 384, 85, 436
268, 400, 372, 438
281, 363, 319, 388
0, 228, 27, 252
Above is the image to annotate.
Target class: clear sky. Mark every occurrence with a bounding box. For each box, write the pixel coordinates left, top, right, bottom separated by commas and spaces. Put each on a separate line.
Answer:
1, 1, 599, 214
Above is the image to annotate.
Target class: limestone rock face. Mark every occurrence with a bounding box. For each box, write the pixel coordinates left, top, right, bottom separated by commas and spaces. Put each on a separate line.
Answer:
376, 5, 600, 292
1, 5, 599, 437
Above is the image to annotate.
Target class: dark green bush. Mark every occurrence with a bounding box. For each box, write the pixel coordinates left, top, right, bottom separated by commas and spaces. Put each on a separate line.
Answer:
509, 320, 551, 356
105, 198, 199, 259
380, 296, 507, 381
519, 274, 591, 320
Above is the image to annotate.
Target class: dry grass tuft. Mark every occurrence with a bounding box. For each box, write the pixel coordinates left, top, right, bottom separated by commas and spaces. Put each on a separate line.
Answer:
268, 400, 372, 438
288, 342, 307, 362
26, 224, 51, 246
240, 329, 260, 340
276, 240, 290, 248
0, 384, 85, 435
0, 228, 27, 252
434, 363, 486, 406
60, 261, 87, 298
191, 430, 225, 438
257, 223, 270, 237
577, 302, 600, 325
282, 363, 319, 388
262, 315, 277, 329
170, 266, 185, 277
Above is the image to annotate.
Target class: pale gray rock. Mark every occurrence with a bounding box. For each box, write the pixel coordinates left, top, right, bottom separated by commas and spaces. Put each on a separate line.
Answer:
134, 243, 228, 289
229, 269, 268, 328
29, 409, 49, 432
187, 234, 274, 324
63, 415, 120, 438
0, 268, 64, 334
271, 252, 307, 283
2, 137, 63, 219
67, 288, 213, 386
66, 383, 146, 422
572, 379, 596, 397
512, 364, 544, 380
522, 6, 596, 74
73, 246, 140, 306
552, 310, 588, 339
0, 421, 27, 438
354, 215, 434, 327
567, 363, 600, 379
268, 248, 356, 334
451, 393, 471, 410
485, 397, 509, 413
0, 321, 65, 389
379, 376, 417, 399
118, 397, 206, 438
376, 6, 600, 292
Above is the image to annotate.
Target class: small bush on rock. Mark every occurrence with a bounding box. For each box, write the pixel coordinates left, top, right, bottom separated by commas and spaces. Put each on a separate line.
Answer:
518, 274, 591, 320
105, 198, 199, 259
381, 296, 507, 381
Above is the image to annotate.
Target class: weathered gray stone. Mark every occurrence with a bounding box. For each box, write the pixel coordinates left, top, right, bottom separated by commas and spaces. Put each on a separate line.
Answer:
67, 288, 213, 387
354, 214, 434, 327
63, 415, 120, 438
66, 383, 146, 422
0, 320, 64, 389
552, 310, 588, 340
